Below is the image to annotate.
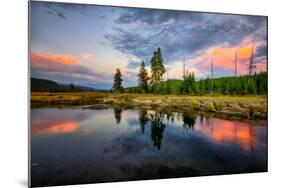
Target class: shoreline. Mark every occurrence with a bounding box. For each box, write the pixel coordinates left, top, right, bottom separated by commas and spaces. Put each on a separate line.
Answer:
31, 92, 267, 121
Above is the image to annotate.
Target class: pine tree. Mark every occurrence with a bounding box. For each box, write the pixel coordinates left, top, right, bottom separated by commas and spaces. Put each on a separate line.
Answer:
181, 72, 196, 94
150, 47, 166, 85
138, 61, 149, 93
198, 78, 205, 95
112, 68, 123, 93
190, 72, 196, 93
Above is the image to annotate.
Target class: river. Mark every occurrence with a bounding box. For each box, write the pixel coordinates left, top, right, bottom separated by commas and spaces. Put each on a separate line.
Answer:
30, 108, 267, 187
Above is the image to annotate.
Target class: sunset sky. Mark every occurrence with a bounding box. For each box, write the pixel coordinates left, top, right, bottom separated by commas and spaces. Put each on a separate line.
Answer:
30, 1, 267, 89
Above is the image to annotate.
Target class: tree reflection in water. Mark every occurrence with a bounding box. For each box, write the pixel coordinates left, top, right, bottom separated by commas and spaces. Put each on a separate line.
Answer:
182, 113, 196, 131
150, 112, 166, 150
115, 108, 257, 153
166, 111, 175, 123
138, 110, 149, 134
137, 110, 197, 150
114, 107, 123, 124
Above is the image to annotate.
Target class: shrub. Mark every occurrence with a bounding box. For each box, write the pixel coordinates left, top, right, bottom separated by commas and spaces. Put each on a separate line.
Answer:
202, 102, 216, 112
189, 99, 201, 110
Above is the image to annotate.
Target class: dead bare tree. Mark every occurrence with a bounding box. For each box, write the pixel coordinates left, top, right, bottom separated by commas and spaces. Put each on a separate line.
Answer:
166, 64, 169, 81
234, 49, 238, 76
183, 57, 186, 79
210, 59, 214, 94
248, 44, 256, 76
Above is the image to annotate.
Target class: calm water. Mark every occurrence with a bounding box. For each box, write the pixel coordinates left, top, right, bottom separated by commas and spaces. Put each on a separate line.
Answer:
31, 108, 267, 187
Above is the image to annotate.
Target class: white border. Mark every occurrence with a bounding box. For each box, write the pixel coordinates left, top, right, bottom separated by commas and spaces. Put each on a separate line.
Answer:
1, 0, 281, 188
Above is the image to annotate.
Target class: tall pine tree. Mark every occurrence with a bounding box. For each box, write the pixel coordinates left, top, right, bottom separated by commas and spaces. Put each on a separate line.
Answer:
112, 68, 123, 93
138, 61, 149, 93
150, 47, 166, 85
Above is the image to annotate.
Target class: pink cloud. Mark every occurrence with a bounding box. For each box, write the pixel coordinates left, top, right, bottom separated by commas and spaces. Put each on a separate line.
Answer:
31, 52, 80, 65
190, 36, 267, 76
31, 51, 98, 80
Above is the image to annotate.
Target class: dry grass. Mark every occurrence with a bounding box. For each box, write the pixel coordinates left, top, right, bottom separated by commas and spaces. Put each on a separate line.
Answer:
31, 92, 267, 119
31, 92, 266, 104
31, 92, 267, 102
31, 92, 267, 120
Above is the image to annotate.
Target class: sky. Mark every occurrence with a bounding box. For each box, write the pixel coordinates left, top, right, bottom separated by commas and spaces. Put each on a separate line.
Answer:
30, 1, 267, 89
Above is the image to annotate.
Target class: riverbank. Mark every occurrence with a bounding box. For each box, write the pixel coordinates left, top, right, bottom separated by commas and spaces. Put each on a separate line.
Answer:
31, 92, 267, 120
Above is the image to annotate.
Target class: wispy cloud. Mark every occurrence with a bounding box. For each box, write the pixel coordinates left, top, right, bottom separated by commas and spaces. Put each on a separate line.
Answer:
188, 37, 267, 77
32, 52, 80, 65
31, 52, 93, 76
107, 9, 267, 73
44, 2, 67, 20
31, 52, 113, 88
43, 2, 107, 20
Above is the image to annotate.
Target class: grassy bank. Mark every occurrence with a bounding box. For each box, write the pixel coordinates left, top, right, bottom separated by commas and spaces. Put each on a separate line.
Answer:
31, 92, 267, 120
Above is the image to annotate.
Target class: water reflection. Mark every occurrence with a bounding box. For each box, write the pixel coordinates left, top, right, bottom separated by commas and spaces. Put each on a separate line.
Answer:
135, 110, 256, 152
31, 109, 89, 135
138, 110, 149, 134
114, 107, 123, 124
196, 118, 255, 152
31, 108, 267, 187
31, 108, 258, 152
150, 112, 166, 150
34, 121, 79, 134
182, 113, 196, 130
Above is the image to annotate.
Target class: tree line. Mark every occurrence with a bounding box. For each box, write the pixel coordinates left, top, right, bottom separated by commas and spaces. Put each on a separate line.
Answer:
112, 47, 267, 95
181, 71, 267, 95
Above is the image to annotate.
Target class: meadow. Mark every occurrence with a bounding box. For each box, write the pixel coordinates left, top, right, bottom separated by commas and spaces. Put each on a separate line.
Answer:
31, 92, 267, 120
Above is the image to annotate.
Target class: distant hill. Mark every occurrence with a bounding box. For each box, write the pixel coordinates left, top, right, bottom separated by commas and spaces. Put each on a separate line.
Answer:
31, 77, 107, 92
31, 78, 60, 91
59, 84, 108, 92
